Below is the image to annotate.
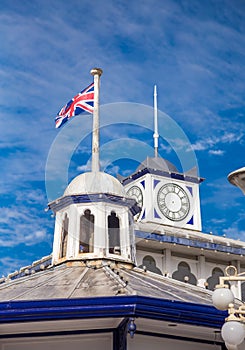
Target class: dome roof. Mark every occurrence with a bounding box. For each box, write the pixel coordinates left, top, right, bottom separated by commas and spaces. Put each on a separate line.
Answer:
64, 172, 126, 197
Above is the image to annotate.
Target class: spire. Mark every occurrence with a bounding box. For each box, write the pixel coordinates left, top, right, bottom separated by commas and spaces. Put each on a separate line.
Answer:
90, 68, 103, 173
153, 85, 159, 158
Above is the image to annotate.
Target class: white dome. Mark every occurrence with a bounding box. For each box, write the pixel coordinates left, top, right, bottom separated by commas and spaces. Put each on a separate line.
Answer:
64, 172, 126, 197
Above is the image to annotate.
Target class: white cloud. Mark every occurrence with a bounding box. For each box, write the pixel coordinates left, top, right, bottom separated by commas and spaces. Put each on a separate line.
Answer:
15, 189, 47, 204
209, 218, 227, 225
190, 132, 243, 153
159, 144, 172, 153
222, 216, 245, 241
0, 257, 26, 276
208, 149, 225, 156
77, 163, 91, 173
202, 178, 242, 209
222, 227, 244, 239
0, 204, 52, 248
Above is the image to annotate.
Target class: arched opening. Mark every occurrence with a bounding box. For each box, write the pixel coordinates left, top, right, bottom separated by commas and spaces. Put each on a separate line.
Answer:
206, 267, 228, 291
172, 261, 197, 285
60, 213, 69, 258
139, 255, 162, 275
108, 211, 120, 254
79, 209, 94, 253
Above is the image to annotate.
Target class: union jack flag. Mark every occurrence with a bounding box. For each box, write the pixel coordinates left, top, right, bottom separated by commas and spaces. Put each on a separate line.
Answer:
55, 82, 94, 128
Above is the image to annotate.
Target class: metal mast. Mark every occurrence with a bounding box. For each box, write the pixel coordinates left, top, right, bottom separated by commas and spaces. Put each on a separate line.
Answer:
153, 85, 159, 158
90, 68, 103, 172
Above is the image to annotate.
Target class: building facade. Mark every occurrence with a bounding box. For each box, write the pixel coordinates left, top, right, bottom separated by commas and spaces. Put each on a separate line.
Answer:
1, 152, 245, 349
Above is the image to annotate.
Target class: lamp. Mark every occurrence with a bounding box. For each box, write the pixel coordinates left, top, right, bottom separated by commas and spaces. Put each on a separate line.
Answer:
228, 167, 245, 195
212, 265, 245, 348
225, 344, 238, 350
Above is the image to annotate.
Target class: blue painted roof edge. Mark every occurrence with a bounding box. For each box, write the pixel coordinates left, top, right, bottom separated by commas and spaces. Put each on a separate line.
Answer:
0, 295, 226, 328
121, 168, 204, 186
48, 193, 140, 216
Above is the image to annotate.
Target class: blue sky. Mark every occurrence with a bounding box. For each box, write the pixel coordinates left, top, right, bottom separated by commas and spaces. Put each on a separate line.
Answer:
0, 0, 244, 276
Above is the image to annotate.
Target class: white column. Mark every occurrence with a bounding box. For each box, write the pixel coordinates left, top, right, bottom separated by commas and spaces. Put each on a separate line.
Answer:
94, 203, 107, 257
52, 212, 63, 264
163, 248, 172, 277
145, 174, 152, 221
67, 205, 78, 258
90, 68, 103, 173
197, 255, 206, 288
120, 209, 131, 260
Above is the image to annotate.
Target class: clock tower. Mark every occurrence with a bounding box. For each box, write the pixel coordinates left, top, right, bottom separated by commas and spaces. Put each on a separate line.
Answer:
121, 156, 203, 231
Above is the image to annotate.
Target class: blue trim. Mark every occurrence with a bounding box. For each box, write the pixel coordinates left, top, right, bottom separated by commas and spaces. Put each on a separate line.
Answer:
153, 179, 160, 189
186, 186, 193, 196
154, 209, 161, 219
49, 194, 140, 216
140, 180, 145, 189
136, 230, 245, 256
122, 168, 204, 186
0, 296, 226, 328
187, 216, 194, 225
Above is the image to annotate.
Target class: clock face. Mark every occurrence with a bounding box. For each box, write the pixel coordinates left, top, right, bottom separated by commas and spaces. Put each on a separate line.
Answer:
157, 183, 190, 221
126, 186, 143, 218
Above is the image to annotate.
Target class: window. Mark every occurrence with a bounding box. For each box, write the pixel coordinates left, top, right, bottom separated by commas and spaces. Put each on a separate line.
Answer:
79, 209, 94, 253
60, 214, 69, 258
207, 267, 227, 291
172, 261, 197, 285
108, 211, 120, 254
139, 255, 162, 275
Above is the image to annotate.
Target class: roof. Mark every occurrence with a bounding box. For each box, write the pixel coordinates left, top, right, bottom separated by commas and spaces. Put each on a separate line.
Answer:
0, 260, 215, 305
119, 157, 204, 185
136, 156, 178, 173
64, 171, 126, 197
0, 259, 230, 333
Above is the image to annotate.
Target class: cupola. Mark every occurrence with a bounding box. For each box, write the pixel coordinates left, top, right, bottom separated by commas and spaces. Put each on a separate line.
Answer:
49, 171, 139, 265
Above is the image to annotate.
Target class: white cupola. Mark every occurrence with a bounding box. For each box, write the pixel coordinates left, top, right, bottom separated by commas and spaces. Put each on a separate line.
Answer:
48, 171, 139, 265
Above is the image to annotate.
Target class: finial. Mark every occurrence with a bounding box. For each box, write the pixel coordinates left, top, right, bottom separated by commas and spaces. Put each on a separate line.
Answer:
90, 68, 103, 76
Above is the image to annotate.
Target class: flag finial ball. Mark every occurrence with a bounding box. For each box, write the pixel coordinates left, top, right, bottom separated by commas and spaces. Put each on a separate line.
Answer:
90, 68, 103, 76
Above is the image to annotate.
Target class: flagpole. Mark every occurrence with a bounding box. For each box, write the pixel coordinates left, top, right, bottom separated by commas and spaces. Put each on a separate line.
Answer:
90, 68, 103, 173
153, 85, 159, 158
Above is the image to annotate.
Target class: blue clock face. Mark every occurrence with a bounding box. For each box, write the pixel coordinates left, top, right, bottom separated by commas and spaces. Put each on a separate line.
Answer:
157, 183, 190, 221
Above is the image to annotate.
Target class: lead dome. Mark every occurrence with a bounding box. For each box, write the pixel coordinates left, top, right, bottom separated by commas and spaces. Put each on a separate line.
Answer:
64, 171, 126, 197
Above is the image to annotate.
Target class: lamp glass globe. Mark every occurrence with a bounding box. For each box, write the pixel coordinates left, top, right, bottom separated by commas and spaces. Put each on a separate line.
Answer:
212, 288, 234, 310
221, 321, 245, 346
225, 343, 237, 350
